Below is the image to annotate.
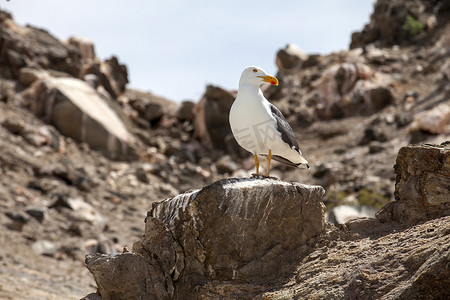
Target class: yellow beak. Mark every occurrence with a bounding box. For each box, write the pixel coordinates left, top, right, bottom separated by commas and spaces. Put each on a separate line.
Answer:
258, 75, 279, 86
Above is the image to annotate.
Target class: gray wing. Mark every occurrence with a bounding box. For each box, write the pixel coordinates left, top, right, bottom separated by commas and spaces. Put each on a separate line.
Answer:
269, 103, 301, 152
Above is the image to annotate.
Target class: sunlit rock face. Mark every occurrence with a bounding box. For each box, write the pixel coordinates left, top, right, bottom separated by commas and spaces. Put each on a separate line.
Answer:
86, 177, 326, 299
26, 77, 137, 160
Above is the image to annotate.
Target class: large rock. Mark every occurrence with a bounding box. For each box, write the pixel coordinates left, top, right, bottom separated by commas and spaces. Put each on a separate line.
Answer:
85, 178, 326, 299
275, 44, 309, 71
193, 85, 236, 150
409, 102, 450, 134
85, 252, 168, 300
26, 77, 137, 160
376, 142, 450, 226
315, 62, 394, 119
66, 36, 97, 62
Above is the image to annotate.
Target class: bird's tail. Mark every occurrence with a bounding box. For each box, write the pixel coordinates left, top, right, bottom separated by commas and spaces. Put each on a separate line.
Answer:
267, 155, 310, 169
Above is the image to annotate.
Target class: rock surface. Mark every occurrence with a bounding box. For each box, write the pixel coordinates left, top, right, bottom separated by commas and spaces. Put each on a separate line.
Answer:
377, 142, 450, 226
26, 77, 137, 160
262, 216, 450, 300
86, 178, 326, 299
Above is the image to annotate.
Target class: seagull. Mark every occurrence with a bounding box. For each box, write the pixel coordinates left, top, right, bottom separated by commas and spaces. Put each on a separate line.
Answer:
229, 66, 309, 177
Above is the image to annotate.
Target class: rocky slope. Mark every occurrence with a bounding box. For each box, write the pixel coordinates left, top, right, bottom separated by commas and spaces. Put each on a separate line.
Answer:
0, 0, 449, 298
82, 142, 449, 299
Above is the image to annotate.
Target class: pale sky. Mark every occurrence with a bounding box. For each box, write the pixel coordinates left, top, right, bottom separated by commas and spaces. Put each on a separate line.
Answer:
3, 0, 374, 102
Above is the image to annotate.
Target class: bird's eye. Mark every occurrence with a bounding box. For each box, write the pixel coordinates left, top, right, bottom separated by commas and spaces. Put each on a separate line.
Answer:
252, 68, 258, 72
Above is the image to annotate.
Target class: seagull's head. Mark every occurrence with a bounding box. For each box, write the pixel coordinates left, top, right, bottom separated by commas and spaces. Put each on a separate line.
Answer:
239, 66, 279, 87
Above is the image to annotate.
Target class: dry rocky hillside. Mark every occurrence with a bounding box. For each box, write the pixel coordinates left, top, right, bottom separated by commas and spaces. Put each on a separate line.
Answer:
0, 0, 449, 299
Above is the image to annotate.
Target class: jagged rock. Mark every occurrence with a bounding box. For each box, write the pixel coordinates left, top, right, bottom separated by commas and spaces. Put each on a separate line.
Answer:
275, 44, 309, 71
79, 56, 128, 98
350, 0, 442, 48
85, 178, 326, 299
66, 36, 96, 62
0, 13, 81, 78
193, 85, 236, 150
100, 56, 128, 97
26, 76, 137, 160
376, 142, 450, 226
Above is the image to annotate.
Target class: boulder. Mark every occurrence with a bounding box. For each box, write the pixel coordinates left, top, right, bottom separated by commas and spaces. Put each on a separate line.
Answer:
80, 56, 128, 98
26, 77, 137, 160
66, 36, 97, 62
193, 85, 236, 150
376, 142, 450, 226
100, 56, 128, 97
85, 252, 168, 300
275, 44, 309, 71
409, 102, 450, 135
85, 178, 326, 299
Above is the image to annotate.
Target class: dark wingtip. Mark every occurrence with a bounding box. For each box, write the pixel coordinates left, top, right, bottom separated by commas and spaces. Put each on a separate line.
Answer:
307, 164, 310, 169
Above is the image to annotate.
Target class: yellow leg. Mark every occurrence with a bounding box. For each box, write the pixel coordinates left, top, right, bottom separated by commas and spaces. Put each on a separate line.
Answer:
254, 154, 260, 175
265, 149, 272, 177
